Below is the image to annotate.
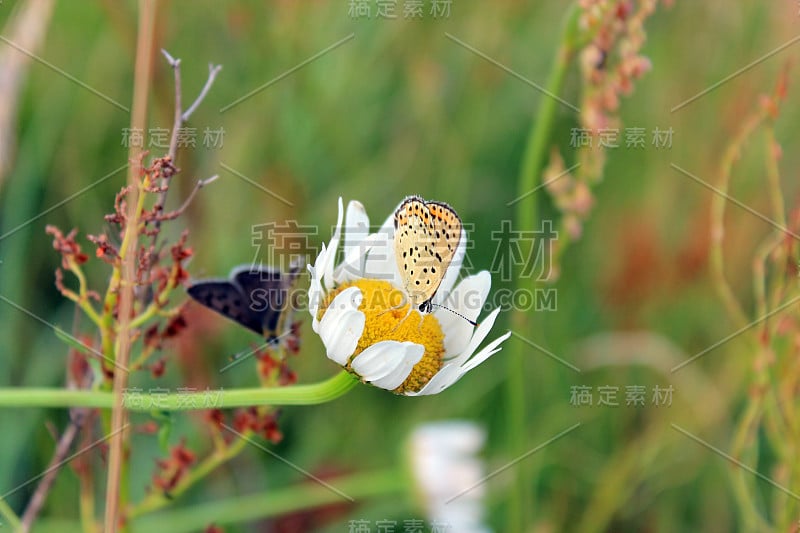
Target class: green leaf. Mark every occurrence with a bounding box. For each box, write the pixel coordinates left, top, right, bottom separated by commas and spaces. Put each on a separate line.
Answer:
153, 410, 172, 452
54, 328, 95, 356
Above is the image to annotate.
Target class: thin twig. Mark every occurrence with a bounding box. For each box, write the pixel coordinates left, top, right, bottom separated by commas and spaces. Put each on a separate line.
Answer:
162, 49, 182, 163
153, 51, 222, 236
726, 73, 794, 530
19, 304, 87, 532
19, 422, 80, 532
182, 63, 222, 123
710, 109, 767, 330
160, 174, 220, 220
77, 411, 99, 533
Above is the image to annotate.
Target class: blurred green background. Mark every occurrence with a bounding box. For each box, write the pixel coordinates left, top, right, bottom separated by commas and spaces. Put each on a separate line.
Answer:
1, 1, 799, 531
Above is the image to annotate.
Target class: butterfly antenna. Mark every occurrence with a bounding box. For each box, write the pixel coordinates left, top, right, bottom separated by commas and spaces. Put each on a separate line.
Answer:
430, 304, 479, 327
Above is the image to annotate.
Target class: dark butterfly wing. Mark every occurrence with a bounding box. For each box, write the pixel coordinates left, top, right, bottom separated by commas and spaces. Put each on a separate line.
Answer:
188, 263, 305, 340
187, 279, 267, 336
231, 265, 287, 340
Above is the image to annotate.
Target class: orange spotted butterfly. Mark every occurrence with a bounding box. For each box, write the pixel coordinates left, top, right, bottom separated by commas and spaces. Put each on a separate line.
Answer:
393, 195, 463, 314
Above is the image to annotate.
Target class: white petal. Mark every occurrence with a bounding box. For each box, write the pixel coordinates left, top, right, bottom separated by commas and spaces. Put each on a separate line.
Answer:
334, 200, 371, 283
408, 362, 462, 395
336, 229, 384, 285
312, 242, 328, 279
362, 214, 402, 287
318, 287, 365, 365
334, 249, 363, 284
307, 242, 331, 329
406, 324, 511, 396
434, 271, 491, 356
322, 197, 344, 290
454, 307, 503, 365
307, 264, 322, 331
344, 200, 369, 257
449, 270, 491, 319
462, 330, 511, 373
351, 340, 424, 390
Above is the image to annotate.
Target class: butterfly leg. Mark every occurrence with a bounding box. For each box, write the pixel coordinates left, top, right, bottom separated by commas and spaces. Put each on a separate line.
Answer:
414, 311, 425, 335
387, 303, 416, 334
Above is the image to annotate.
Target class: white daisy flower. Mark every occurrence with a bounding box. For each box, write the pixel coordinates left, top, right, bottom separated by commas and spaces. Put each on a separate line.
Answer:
307, 198, 510, 395
408, 421, 491, 533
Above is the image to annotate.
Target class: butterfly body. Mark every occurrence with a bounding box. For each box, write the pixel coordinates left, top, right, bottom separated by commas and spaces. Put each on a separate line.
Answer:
393, 196, 463, 313
187, 263, 301, 342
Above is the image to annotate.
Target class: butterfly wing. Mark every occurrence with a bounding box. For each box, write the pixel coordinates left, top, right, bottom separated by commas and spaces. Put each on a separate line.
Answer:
426, 201, 462, 265
187, 279, 267, 335
189, 263, 304, 341
394, 196, 462, 312
231, 265, 288, 340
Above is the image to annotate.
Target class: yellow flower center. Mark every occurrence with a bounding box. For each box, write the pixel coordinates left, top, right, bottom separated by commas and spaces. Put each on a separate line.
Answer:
319, 279, 445, 394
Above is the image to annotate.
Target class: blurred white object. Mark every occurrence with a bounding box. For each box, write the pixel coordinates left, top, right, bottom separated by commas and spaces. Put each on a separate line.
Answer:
408, 421, 492, 533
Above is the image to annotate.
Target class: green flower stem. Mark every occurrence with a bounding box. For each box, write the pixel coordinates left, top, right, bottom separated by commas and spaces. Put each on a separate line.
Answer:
66, 261, 103, 328
0, 370, 359, 411
517, 5, 581, 228
0, 497, 22, 530
132, 468, 404, 533
509, 4, 581, 533
128, 432, 251, 518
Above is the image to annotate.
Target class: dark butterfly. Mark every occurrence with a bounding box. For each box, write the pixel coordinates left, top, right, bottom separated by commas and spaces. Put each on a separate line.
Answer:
187, 262, 302, 342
